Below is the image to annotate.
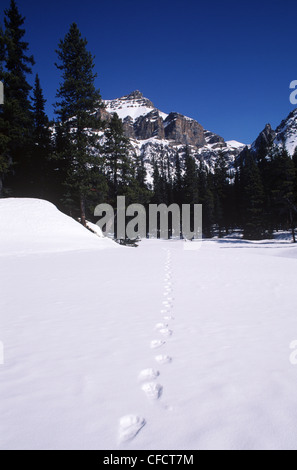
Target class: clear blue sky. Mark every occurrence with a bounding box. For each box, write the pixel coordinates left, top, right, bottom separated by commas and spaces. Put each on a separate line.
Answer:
1, 0, 297, 144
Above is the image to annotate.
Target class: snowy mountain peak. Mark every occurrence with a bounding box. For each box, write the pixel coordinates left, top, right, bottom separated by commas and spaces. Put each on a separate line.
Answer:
102, 91, 246, 179
242, 108, 297, 162
104, 90, 155, 122
275, 108, 297, 156
126, 90, 144, 99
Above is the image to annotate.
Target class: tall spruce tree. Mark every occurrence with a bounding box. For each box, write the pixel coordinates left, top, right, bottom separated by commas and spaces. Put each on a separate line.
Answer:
152, 159, 162, 204
103, 112, 133, 204
270, 148, 296, 242
213, 153, 229, 237
55, 23, 103, 226
198, 163, 214, 238
183, 146, 199, 204
1, 0, 34, 195
31, 74, 52, 198
241, 152, 265, 240
0, 25, 10, 195
173, 151, 183, 206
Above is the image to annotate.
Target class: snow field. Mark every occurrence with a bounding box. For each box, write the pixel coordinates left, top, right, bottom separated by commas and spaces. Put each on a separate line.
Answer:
2, 200, 297, 449
119, 249, 174, 443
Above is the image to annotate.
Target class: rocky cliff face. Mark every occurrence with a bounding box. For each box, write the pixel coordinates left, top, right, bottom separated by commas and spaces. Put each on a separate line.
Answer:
102, 90, 246, 185
237, 109, 297, 164
135, 110, 165, 140
164, 113, 205, 146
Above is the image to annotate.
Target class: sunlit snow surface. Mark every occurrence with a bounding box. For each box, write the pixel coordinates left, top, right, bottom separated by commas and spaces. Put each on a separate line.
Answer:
1, 199, 297, 450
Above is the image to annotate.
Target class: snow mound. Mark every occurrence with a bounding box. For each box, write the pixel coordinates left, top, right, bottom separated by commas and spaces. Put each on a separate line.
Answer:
0, 198, 115, 255
85, 220, 104, 238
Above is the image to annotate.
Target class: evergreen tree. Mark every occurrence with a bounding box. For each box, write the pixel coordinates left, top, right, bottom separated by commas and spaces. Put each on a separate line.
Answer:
213, 153, 229, 236
165, 153, 174, 204
151, 159, 161, 203
0, 25, 10, 195
103, 112, 133, 203
270, 148, 296, 242
241, 152, 265, 240
198, 163, 214, 238
135, 152, 146, 188
30, 74, 52, 198
55, 23, 103, 225
132, 152, 151, 205
229, 167, 241, 231
173, 151, 183, 206
183, 146, 199, 204
1, 0, 35, 195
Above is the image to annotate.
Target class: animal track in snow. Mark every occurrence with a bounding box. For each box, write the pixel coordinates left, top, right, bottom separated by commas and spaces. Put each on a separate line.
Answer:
119, 415, 146, 443
142, 382, 163, 400
155, 355, 172, 365
150, 339, 166, 349
138, 369, 160, 382
164, 315, 175, 321
159, 328, 173, 337
155, 322, 168, 330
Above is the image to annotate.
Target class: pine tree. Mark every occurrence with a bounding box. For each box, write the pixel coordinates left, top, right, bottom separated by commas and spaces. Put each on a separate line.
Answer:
103, 112, 133, 203
135, 152, 146, 188
213, 152, 229, 237
173, 151, 183, 206
31, 74, 52, 198
183, 146, 199, 204
270, 148, 296, 242
198, 163, 214, 238
166, 153, 174, 204
1, 1, 35, 195
0, 25, 10, 195
55, 23, 103, 226
241, 152, 265, 240
152, 159, 161, 204
131, 152, 151, 205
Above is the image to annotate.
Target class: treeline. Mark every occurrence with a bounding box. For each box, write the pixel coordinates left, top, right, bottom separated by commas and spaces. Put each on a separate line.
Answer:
0, 1, 296, 241
163, 146, 297, 241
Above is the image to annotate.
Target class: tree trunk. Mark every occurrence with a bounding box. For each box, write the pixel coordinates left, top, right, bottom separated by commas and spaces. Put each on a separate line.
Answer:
80, 196, 86, 227
290, 209, 296, 243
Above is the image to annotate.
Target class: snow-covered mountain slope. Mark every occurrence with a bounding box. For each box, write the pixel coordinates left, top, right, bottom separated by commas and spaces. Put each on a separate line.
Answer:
105, 90, 163, 122
102, 91, 246, 180
0, 199, 114, 255
274, 108, 297, 155
240, 108, 297, 163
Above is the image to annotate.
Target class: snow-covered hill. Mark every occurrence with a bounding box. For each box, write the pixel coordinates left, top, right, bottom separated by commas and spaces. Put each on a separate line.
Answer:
0, 199, 114, 255
102, 91, 246, 181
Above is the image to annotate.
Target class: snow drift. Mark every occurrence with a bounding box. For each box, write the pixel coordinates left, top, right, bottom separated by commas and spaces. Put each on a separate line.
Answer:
0, 198, 114, 255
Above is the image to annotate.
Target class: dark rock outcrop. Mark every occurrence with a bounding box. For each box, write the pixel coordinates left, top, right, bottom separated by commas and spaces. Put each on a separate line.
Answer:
134, 110, 165, 140
252, 124, 276, 154
164, 113, 206, 147
204, 130, 225, 145
122, 116, 136, 139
